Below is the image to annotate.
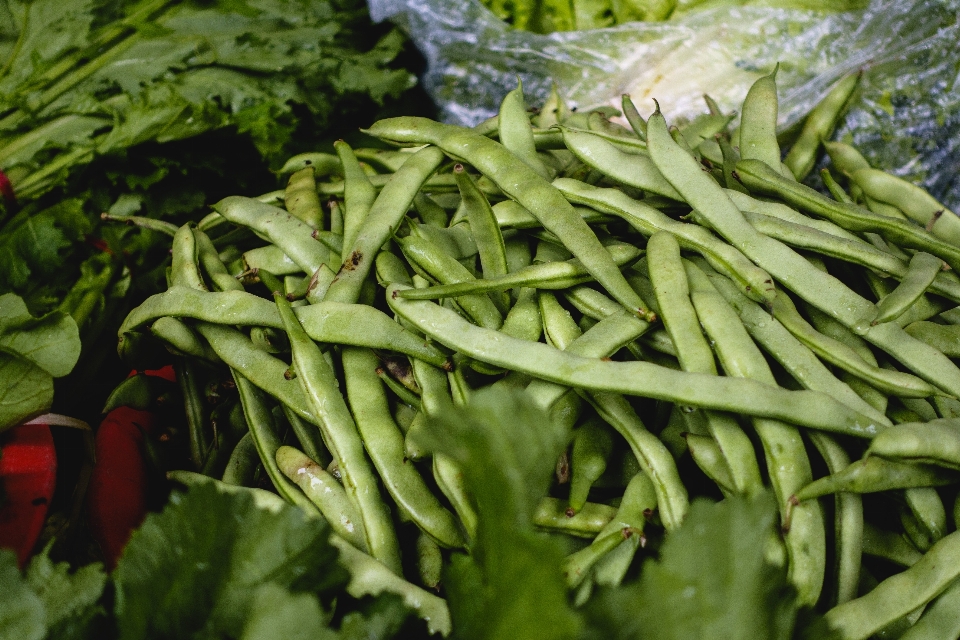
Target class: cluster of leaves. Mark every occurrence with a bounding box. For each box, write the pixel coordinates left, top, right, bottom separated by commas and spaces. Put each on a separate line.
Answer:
0, 293, 80, 431
0, 479, 426, 640
0, 0, 423, 417
0, 0, 414, 198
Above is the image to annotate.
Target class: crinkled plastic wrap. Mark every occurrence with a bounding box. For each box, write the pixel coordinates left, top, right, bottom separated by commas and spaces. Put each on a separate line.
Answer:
369, 0, 960, 208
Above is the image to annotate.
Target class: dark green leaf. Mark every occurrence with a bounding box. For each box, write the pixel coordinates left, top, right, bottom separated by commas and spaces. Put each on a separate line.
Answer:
239, 583, 337, 640
113, 479, 344, 640
416, 387, 582, 640
24, 548, 107, 639
0, 549, 45, 640
582, 493, 800, 640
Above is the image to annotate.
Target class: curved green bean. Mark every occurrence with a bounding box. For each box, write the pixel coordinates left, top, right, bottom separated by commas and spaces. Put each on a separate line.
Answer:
324, 146, 445, 304
387, 283, 884, 437
120, 288, 449, 368
362, 117, 653, 320
276, 445, 367, 550
820, 530, 960, 640
342, 347, 466, 549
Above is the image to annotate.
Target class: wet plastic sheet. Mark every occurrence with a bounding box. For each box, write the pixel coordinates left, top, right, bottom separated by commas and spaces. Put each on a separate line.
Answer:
370, 0, 960, 207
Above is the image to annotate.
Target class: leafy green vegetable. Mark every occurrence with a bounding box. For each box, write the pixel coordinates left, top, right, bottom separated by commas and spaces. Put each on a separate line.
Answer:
0, 549, 45, 640
0, 293, 80, 430
581, 493, 800, 640
0, 547, 107, 640
113, 479, 345, 640
415, 386, 582, 640
0, 0, 415, 198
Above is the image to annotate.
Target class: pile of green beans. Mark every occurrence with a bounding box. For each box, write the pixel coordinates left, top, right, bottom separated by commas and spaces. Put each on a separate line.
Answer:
117, 70, 960, 639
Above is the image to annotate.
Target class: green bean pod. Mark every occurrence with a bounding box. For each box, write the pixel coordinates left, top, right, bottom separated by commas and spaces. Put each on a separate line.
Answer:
271, 283, 403, 574
284, 166, 324, 229
621, 94, 647, 140
335, 140, 377, 252
899, 578, 960, 640
689, 287, 825, 605
242, 245, 301, 276
783, 72, 860, 181
904, 322, 960, 357
583, 391, 687, 531
568, 418, 613, 513
868, 420, 960, 471
194, 228, 244, 292
498, 81, 549, 179
343, 347, 466, 549
874, 252, 944, 324
396, 242, 641, 300
693, 259, 889, 425
849, 168, 960, 247
325, 146, 445, 304
819, 530, 960, 640
861, 520, 923, 567
559, 127, 682, 200
739, 67, 789, 179
734, 159, 960, 273
684, 432, 736, 497
214, 197, 331, 275
149, 316, 221, 363
904, 487, 947, 549
362, 117, 653, 320
120, 288, 450, 369
231, 371, 320, 514
771, 293, 938, 398
809, 431, 863, 606
534, 497, 617, 537
398, 234, 504, 330
794, 456, 959, 501
220, 432, 258, 487
275, 445, 367, 550
387, 283, 884, 437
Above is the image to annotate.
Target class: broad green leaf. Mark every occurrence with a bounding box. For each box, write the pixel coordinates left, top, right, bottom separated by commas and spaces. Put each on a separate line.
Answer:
0, 294, 81, 378
416, 387, 582, 640
0, 351, 52, 430
582, 493, 800, 640
239, 584, 337, 640
0, 550, 45, 640
113, 480, 344, 640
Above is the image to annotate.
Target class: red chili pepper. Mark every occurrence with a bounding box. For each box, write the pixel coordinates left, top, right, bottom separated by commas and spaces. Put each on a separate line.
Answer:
0, 423, 57, 567
86, 365, 174, 569
0, 168, 16, 208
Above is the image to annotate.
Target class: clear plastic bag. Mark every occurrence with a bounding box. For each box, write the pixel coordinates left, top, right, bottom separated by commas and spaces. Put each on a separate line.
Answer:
370, 0, 960, 207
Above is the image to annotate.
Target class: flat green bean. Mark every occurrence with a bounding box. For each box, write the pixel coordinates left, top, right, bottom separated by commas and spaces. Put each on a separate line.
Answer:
560, 127, 682, 200
284, 166, 324, 229
387, 283, 885, 437
868, 420, 960, 471
875, 252, 944, 324
343, 347, 465, 549
120, 288, 449, 368
498, 82, 549, 179
794, 456, 958, 501
214, 197, 331, 275
275, 445, 367, 550
783, 73, 859, 180
819, 530, 960, 640
363, 117, 653, 320
534, 497, 617, 537
324, 146, 445, 304
271, 281, 403, 574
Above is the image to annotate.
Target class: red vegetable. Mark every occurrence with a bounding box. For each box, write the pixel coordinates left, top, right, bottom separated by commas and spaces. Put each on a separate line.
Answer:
86, 365, 174, 569
0, 423, 57, 567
